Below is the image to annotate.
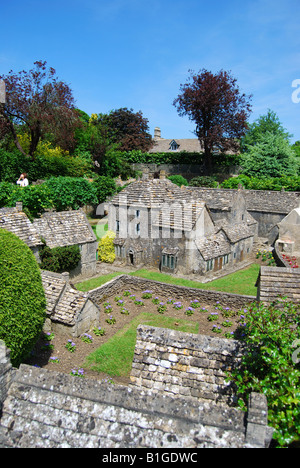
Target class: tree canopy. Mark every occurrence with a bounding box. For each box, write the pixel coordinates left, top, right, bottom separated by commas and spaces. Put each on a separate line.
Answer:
0, 60, 81, 159
173, 69, 252, 173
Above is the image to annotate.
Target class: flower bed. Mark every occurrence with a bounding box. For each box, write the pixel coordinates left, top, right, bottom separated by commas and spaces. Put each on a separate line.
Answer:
26, 287, 253, 384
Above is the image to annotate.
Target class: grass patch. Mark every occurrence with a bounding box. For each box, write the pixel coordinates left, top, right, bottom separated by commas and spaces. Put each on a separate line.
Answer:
84, 312, 199, 377
76, 272, 122, 292
133, 264, 260, 296
76, 264, 260, 296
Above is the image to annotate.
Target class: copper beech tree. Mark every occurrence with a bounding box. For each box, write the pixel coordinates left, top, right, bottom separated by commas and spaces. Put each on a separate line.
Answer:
173, 69, 252, 173
0, 60, 80, 159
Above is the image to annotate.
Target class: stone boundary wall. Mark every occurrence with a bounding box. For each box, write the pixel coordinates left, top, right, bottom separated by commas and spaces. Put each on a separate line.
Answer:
89, 274, 256, 308
130, 325, 245, 405
0, 339, 273, 448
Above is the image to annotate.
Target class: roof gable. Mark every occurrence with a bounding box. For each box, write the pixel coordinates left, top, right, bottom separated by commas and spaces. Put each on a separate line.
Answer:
33, 210, 96, 248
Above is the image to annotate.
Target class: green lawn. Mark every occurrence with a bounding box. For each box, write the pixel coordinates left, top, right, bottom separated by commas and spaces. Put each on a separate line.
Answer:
84, 312, 199, 377
76, 263, 260, 296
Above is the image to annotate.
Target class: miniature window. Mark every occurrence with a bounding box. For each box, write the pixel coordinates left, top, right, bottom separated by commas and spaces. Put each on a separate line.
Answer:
162, 254, 176, 270
223, 254, 229, 265
116, 220, 120, 233
136, 209, 140, 218
135, 223, 140, 235
169, 140, 179, 151
206, 259, 213, 271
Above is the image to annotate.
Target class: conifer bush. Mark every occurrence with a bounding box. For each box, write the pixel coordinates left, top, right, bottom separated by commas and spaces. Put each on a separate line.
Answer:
0, 229, 46, 366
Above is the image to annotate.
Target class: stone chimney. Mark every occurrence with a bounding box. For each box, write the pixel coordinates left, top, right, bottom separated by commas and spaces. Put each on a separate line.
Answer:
159, 170, 166, 180
154, 127, 161, 140
0, 80, 6, 104
15, 202, 23, 212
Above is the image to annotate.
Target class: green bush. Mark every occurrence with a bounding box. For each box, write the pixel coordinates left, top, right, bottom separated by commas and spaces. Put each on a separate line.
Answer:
167, 175, 188, 186
92, 175, 118, 204
230, 299, 300, 447
189, 176, 218, 188
0, 229, 46, 366
39, 243, 81, 273
221, 175, 300, 191
43, 177, 98, 211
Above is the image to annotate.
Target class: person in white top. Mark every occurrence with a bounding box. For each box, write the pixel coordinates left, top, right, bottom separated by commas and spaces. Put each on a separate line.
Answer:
16, 173, 29, 187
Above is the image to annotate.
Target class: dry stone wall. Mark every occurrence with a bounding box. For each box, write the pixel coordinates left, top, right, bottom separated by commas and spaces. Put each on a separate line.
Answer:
89, 274, 256, 309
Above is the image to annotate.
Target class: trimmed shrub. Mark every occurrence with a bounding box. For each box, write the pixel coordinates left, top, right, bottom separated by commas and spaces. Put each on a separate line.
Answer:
167, 175, 188, 186
98, 231, 116, 263
189, 176, 218, 188
39, 243, 81, 273
0, 229, 46, 366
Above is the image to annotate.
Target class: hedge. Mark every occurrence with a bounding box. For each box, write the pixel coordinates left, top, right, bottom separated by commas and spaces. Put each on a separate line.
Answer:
0, 229, 46, 366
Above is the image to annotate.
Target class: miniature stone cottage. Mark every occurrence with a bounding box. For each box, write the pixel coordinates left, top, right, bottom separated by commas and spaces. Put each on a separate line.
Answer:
109, 175, 257, 276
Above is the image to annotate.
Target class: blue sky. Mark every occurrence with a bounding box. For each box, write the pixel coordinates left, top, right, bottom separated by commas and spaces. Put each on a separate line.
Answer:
1, 0, 299, 142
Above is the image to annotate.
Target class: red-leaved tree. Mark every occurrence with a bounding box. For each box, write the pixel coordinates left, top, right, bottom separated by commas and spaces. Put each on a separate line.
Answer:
0, 60, 80, 159
173, 69, 252, 173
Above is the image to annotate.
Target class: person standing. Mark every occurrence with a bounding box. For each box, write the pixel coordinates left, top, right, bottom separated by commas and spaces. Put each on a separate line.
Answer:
16, 173, 29, 187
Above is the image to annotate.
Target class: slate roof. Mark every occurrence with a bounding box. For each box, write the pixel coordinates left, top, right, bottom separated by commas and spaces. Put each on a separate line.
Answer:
110, 178, 195, 208
153, 200, 206, 231
0, 206, 43, 249
33, 210, 96, 248
41, 270, 95, 326
149, 137, 203, 153
195, 230, 232, 261
256, 266, 300, 304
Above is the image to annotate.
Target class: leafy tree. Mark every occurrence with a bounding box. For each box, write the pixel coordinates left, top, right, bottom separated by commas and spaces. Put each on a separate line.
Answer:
0, 60, 81, 159
173, 69, 252, 173
98, 107, 153, 152
241, 132, 298, 178
241, 109, 292, 151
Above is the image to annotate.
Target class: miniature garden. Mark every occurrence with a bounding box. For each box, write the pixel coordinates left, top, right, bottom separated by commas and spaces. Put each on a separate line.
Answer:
27, 286, 249, 385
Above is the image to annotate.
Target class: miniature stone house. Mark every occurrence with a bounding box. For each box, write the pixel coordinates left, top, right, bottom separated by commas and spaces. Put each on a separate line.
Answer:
109, 176, 257, 276
41, 270, 100, 337
0, 203, 43, 261
276, 207, 300, 256
33, 210, 98, 278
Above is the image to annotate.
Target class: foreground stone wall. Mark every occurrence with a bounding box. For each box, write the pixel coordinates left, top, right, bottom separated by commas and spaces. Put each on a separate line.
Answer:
0, 337, 273, 448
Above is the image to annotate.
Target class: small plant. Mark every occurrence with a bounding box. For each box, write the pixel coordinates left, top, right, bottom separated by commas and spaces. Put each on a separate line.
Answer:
224, 331, 235, 339
173, 301, 183, 310
81, 333, 93, 343
208, 312, 219, 322
167, 298, 175, 304
49, 356, 60, 363
116, 299, 124, 306
134, 298, 144, 306
142, 290, 153, 299
157, 302, 167, 314
103, 302, 113, 313
190, 299, 201, 308
93, 326, 106, 336
185, 307, 194, 316
70, 367, 85, 378
65, 339, 76, 352
152, 297, 160, 305
120, 307, 130, 315
221, 320, 233, 328
43, 332, 54, 341
114, 295, 122, 302
212, 325, 222, 334
123, 290, 131, 296
41, 342, 54, 351
106, 315, 116, 325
